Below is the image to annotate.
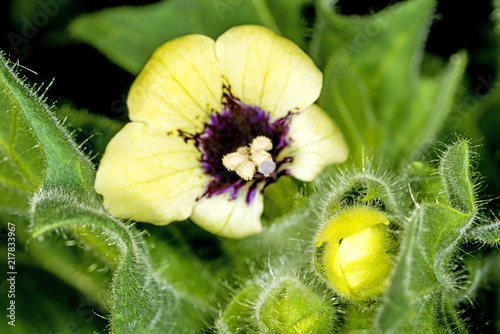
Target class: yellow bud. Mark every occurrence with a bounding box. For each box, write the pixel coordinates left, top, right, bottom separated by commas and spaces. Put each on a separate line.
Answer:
314, 206, 393, 301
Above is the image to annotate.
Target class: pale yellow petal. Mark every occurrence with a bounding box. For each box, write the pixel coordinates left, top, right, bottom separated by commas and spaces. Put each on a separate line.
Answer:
128, 34, 223, 133
215, 25, 322, 119
191, 184, 263, 238
95, 122, 210, 224
279, 104, 348, 181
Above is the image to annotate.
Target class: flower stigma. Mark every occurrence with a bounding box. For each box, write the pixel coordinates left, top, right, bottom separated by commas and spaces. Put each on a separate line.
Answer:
222, 136, 277, 181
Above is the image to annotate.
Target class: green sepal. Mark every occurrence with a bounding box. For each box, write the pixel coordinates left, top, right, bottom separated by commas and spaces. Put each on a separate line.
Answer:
375, 141, 476, 333
257, 278, 334, 333
319, 167, 405, 226
439, 141, 475, 214
217, 283, 261, 333
407, 161, 448, 204
469, 220, 500, 246
217, 271, 337, 333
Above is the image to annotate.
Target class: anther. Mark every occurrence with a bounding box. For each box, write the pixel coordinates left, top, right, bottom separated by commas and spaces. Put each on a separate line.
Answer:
222, 152, 248, 171
222, 136, 276, 180
235, 160, 256, 181
250, 136, 273, 152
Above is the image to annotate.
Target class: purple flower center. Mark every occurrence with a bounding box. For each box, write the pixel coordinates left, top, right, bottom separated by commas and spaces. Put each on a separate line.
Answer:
185, 94, 294, 204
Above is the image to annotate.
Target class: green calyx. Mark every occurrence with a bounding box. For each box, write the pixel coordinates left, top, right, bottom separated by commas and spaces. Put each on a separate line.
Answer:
218, 272, 337, 334
257, 278, 333, 333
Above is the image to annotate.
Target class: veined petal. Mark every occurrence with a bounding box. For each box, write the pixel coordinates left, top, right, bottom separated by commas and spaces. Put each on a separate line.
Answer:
191, 184, 263, 239
128, 34, 223, 133
279, 104, 348, 181
95, 122, 210, 224
215, 25, 322, 119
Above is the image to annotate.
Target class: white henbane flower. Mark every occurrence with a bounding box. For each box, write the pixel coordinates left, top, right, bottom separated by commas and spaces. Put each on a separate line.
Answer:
95, 25, 348, 239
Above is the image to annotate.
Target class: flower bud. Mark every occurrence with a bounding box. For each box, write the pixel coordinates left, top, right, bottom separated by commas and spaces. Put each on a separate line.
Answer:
314, 206, 393, 301
217, 273, 338, 333
257, 278, 334, 333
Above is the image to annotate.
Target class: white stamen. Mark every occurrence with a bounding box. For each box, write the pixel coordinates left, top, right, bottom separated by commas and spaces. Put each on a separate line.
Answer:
221, 135, 276, 180
250, 136, 273, 152
222, 152, 247, 171
251, 150, 272, 166
235, 160, 255, 181
236, 146, 251, 156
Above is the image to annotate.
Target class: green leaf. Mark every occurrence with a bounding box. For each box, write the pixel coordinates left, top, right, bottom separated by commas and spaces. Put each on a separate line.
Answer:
262, 0, 310, 49
220, 198, 318, 276
31, 188, 214, 333
469, 220, 500, 246
375, 141, 476, 333
387, 52, 467, 160
319, 56, 381, 161
0, 61, 45, 218
312, 0, 434, 82
68, 0, 312, 74
0, 52, 96, 192
145, 224, 228, 310
316, 0, 467, 164
376, 205, 471, 333
0, 52, 116, 310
